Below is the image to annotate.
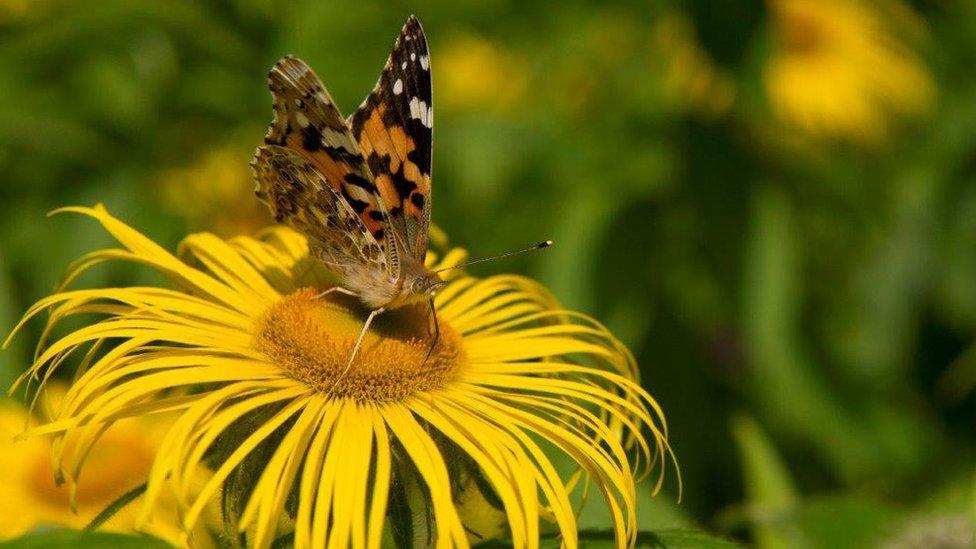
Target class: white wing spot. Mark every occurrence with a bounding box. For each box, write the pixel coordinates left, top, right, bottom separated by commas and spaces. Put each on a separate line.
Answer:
393, 79, 403, 95
419, 55, 430, 70
410, 53, 416, 61
409, 97, 421, 119
409, 97, 432, 129
322, 127, 358, 152
401, 61, 407, 70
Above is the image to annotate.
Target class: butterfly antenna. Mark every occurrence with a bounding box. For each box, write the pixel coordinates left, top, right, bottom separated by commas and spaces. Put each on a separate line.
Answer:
434, 240, 553, 273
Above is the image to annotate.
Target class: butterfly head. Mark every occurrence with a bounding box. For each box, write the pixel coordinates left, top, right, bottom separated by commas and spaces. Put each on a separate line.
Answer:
409, 271, 446, 299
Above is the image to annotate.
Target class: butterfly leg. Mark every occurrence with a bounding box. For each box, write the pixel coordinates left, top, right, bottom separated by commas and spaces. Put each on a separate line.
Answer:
314, 286, 358, 300
424, 297, 439, 363
328, 307, 386, 396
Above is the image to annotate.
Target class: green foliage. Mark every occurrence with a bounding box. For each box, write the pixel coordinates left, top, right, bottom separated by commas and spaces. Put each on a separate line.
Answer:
730, 415, 800, 549
0, 530, 172, 549
475, 529, 742, 548
0, 248, 21, 390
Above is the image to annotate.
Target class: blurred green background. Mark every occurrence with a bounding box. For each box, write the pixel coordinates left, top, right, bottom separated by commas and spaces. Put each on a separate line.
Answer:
1, 0, 975, 546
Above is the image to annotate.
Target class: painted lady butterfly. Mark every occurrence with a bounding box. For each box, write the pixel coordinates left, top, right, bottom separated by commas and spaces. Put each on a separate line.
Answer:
251, 16, 441, 374
252, 16, 549, 379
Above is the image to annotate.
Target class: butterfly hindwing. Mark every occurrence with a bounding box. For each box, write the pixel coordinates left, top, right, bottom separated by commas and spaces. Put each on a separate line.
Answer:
349, 15, 432, 263
251, 145, 396, 284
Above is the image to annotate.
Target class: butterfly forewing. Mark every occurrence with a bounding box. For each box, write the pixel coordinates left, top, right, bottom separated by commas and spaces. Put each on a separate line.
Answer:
251, 145, 393, 288
349, 15, 433, 263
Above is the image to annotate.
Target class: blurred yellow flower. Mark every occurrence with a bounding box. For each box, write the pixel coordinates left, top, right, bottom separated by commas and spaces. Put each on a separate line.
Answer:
10, 205, 675, 548
158, 147, 268, 236
0, 0, 52, 21
0, 394, 185, 544
764, 0, 934, 145
653, 13, 736, 118
437, 33, 528, 112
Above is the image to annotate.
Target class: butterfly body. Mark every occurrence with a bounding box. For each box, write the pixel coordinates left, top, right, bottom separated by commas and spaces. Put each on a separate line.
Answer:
341, 246, 441, 311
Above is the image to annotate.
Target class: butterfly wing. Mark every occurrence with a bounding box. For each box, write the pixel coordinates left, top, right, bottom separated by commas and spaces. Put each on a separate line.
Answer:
251, 145, 395, 289
349, 15, 433, 264
264, 55, 402, 278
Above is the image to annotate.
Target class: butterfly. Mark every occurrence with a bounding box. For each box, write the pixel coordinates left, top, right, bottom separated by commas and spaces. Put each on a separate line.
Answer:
251, 15, 442, 378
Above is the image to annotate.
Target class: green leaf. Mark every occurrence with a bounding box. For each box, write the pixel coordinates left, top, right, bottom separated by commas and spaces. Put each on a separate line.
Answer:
576, 529, 742, 548
0, 530, 172, 549
730, 414, 805, 549
731, 415, 798, 509
475, 529, 742, 548
574, 482, 692, 532
545, 450, 691, 532
387, 473, 414, 549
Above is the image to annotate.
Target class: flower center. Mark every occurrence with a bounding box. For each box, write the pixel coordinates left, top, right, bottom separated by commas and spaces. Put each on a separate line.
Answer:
255, 288, 464, 402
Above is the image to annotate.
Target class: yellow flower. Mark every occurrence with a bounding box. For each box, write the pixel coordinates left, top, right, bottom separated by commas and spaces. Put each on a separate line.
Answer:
157, 146, 269, 236
764, 0, 934, 145
653, 12, 736, 119
0, 394, 185, 544
8, 205, 674, 548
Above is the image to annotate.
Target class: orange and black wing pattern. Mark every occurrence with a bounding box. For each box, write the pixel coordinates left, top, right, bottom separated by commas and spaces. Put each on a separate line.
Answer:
257, 55, 401, 277
349, 15, 433, 262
